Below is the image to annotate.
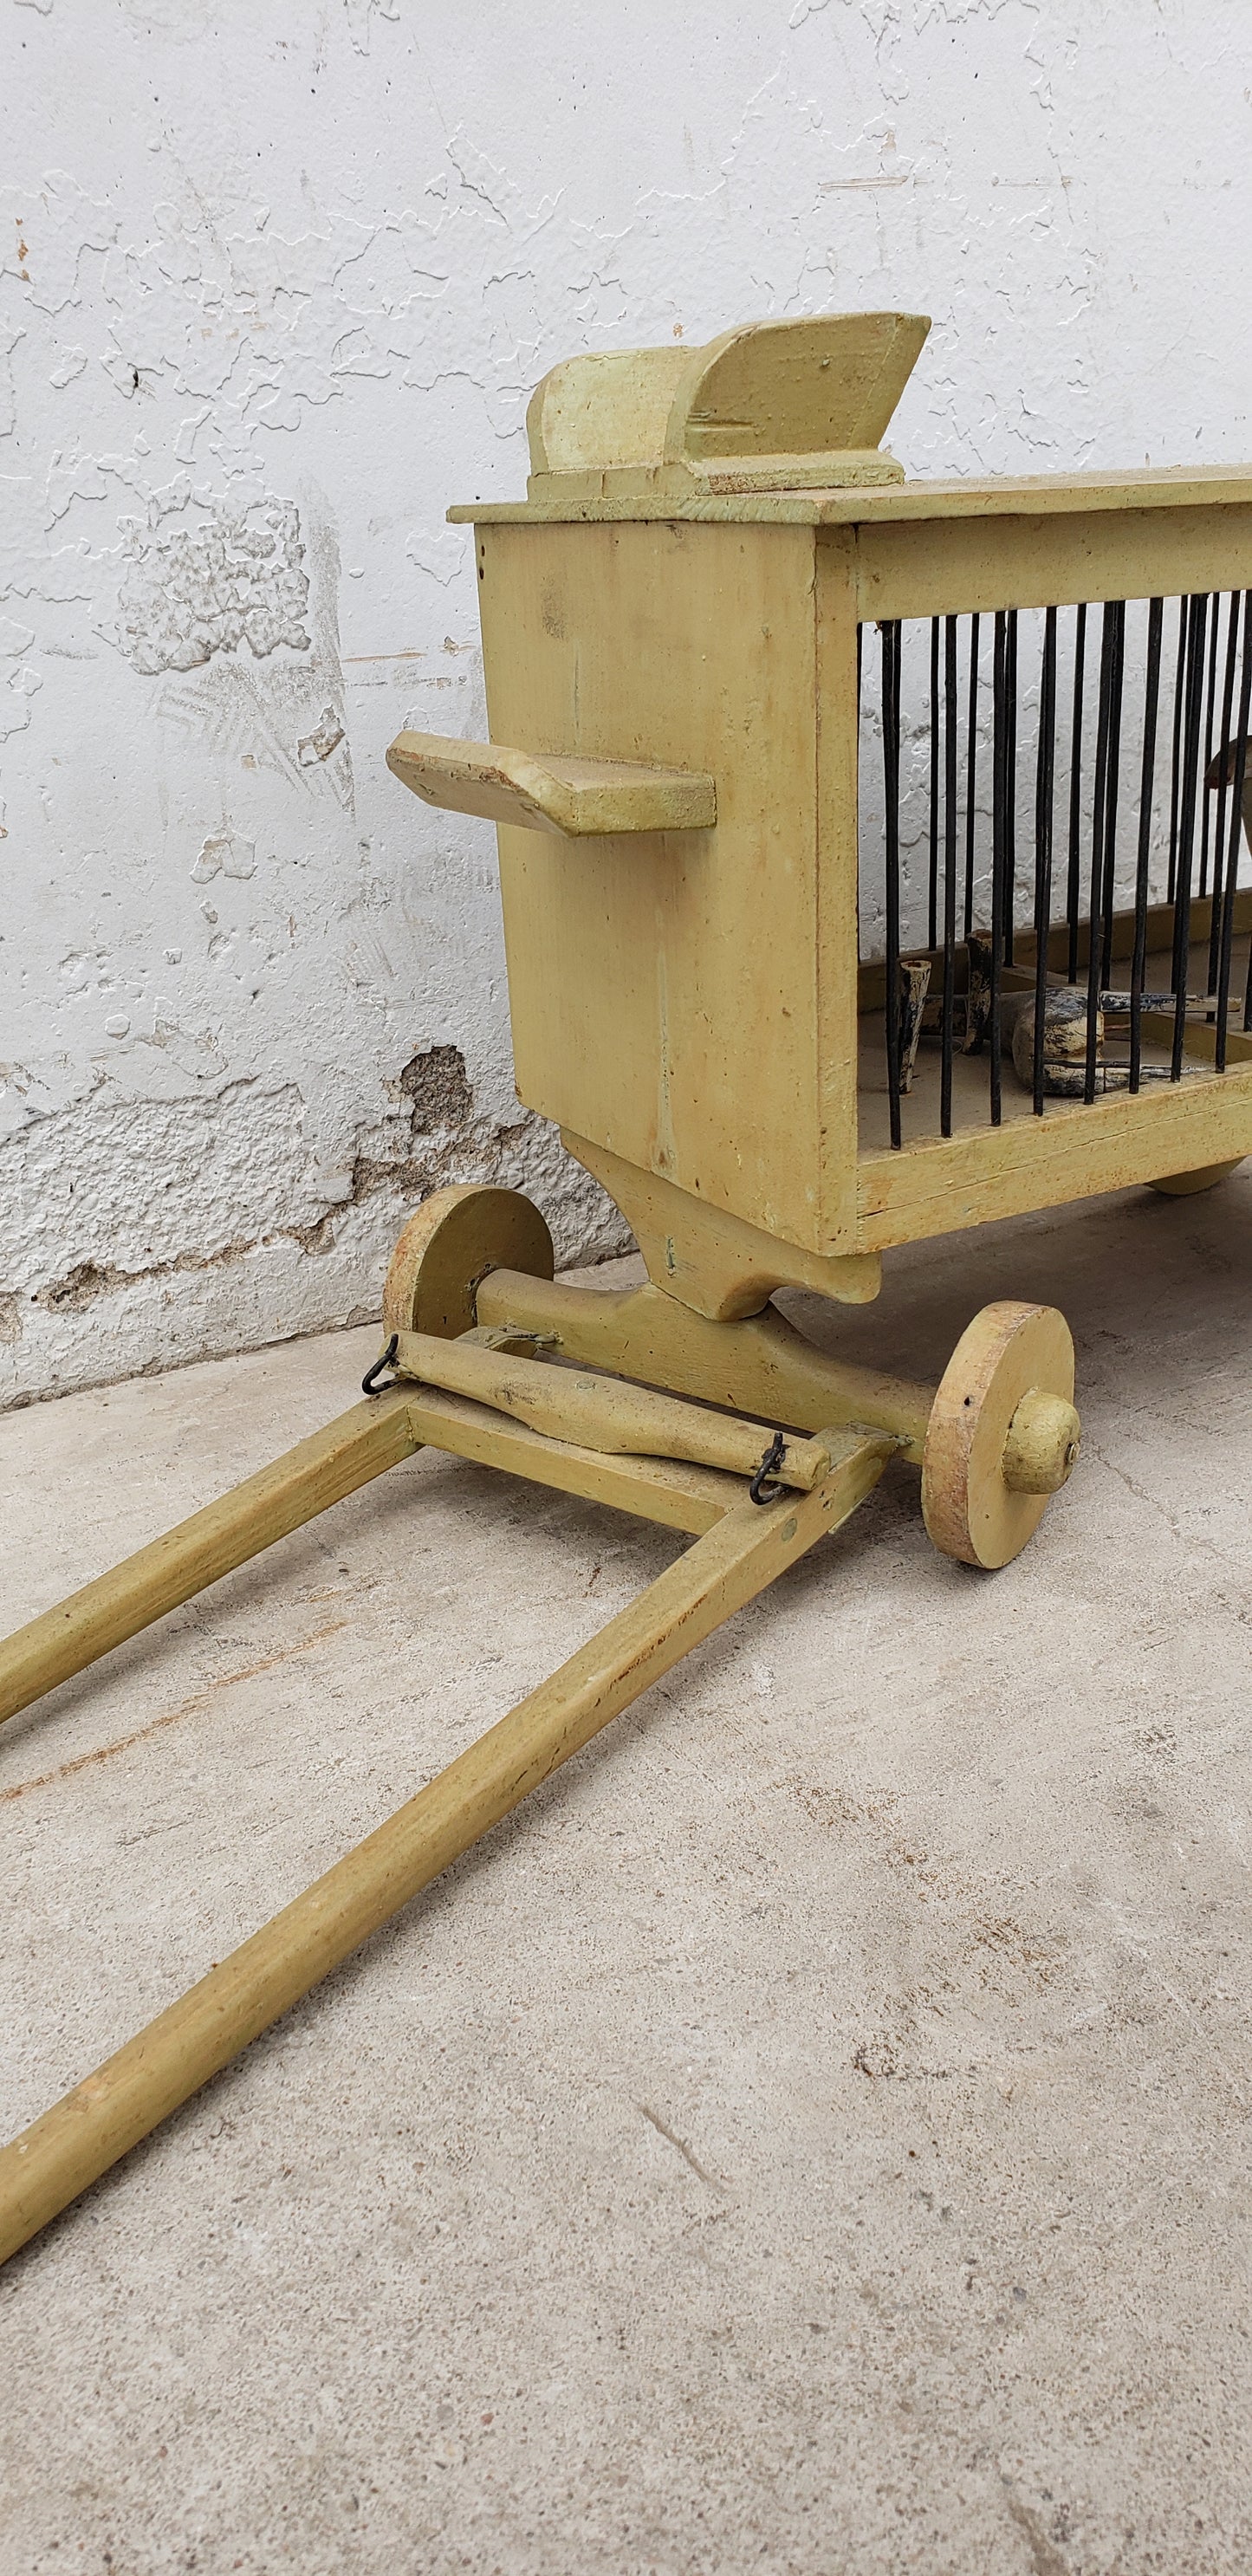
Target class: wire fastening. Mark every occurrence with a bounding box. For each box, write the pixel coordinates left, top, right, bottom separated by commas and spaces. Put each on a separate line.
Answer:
361, 1334, 400, 1396
749, 1431, 788, 1505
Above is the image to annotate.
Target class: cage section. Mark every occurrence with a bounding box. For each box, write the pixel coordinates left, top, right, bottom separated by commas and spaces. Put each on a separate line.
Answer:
855, 592, 1252, 1152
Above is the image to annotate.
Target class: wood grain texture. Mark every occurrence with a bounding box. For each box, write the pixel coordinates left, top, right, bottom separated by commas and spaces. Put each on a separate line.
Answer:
0, 1434, 888, 2268
477, 517, 835, 1257
386, 731, 715, 837
853, 503, 1252, 621
390, 1327, 832, 1489
0, 1392, 418, 1731
857, 1060, 1252, 1251
449, 463, 1252, 529
921, 1302, 1075, 1569
476, 1268, 934, 1464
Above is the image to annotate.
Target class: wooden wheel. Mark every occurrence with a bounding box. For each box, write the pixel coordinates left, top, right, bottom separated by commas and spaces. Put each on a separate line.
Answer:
1149, 1158, 1244, 1197
921, 1301, 1079, 1571
382, 1184, 555, 1341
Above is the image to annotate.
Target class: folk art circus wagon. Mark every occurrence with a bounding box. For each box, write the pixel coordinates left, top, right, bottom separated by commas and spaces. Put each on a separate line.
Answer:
3, 311, 1251, 2261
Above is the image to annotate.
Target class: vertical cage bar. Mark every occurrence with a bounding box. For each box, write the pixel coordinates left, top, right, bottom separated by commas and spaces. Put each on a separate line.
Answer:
882, 620, 903, 1151
963, 612, 980, 938
1217, 594, 1252, 1065
927, 617, 940, 952
1129, 597, 1164, 1094
1065, 602, 1087, 983
1003, 609, 1019, 964
1166, 595, 1187, 903
1198, 592, 1221, 898
1099, 599, 1126, 984
1171, 594, 1210, 1081
1030, 607, 1058, 1116
941, 615, 959, 1139
1084, 605, 1117, 1102
989, 610, 1007, 1125
1207, 594, 1239, 1006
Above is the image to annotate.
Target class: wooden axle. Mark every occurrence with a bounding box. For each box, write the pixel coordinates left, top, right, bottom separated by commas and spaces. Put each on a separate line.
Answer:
470, 1267, 1080, 1512
0, 1431, 885, 2268
389, 1326, 834, 1490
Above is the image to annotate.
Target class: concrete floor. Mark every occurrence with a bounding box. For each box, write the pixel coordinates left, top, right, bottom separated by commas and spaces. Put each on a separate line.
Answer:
1, 1178, 1250, 2576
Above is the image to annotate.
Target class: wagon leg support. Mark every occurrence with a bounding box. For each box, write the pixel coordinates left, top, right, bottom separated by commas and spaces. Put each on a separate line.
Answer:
0, 1389, 418, 1730
0, 1430, 886, 2268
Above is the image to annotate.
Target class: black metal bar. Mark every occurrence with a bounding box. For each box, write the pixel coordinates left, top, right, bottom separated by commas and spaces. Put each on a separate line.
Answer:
1031, 607, 1058, 1116
928, 617, 940, 952
941, 615, 958, 1138
1171, 594, 1209, 1081
1198, 592, 1221, 898
1129, 597, 1164, 1093
1066, 603, 1087, 983
1207, 594, 1239, 1006
882, 620, 903, 1150
989, 610, 1007, 1125
963, 612, 980, 937
1099, 599, 1126, 984
1166, 595, 1187, 904
1218, 594, 1252, 1066
1084, 605, 1117, 1102
1003, 608, 1018, 964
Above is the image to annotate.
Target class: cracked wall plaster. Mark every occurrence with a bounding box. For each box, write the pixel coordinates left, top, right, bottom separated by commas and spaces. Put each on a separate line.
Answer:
2, 1, 1250, 1406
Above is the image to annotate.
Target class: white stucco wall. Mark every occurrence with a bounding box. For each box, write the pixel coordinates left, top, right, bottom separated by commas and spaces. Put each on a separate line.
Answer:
3, 0, 1249, 1406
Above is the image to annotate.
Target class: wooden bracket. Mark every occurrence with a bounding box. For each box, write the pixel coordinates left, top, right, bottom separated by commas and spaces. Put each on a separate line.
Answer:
386, 730, 716, 838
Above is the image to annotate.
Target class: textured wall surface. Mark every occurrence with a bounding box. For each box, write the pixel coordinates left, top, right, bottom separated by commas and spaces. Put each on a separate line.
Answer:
3, 1, 1249, 1406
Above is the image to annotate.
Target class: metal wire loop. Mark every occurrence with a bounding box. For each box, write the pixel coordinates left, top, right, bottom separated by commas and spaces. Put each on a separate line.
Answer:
361, 1333, 400, 1396
749, 1431, 788, 1505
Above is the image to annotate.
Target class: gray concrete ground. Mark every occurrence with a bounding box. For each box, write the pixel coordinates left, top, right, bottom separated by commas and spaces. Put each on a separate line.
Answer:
1, 1178, 1250, 2576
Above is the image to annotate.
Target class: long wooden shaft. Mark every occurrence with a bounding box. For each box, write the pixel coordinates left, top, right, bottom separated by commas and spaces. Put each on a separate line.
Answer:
0, 1435, 885, 2268
0, 1391, 417, 1729
392, 1328, 831, 1488
476, 1270, 935, 1462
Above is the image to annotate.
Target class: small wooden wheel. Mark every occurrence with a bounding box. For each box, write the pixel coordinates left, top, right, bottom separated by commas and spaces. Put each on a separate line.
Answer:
382, 1184, 555, 1341
921, 1301, 1079, 1571
1149, 1158, 1244, 1197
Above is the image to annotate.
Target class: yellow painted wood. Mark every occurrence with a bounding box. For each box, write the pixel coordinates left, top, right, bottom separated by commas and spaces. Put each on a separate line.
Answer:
564, 1132, 879, 1320
476, 1268, 934, 1464
857, 1061, 1252, 1252
477, 516, 837, 1265
524, 314, 929, 502
921, 1303, 1076, 1569
403, 1384, 742, 1535
382, 1183, 555, 1342
386, 731, 715, 837
450, 462, 1252, 529
1001, 1390, 1082, 1496
0, 1392, 418, 1732
0, 1434, 888, 2269
391, 1327, 832, 1490
1148, 1158, 1245, 1196
814, 529, 865, 1249
852, 503, 1252, 622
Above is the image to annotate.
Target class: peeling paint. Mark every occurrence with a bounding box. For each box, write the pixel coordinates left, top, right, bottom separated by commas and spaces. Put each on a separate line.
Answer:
2, 3, 1248, 1407
117, 496, 311, 675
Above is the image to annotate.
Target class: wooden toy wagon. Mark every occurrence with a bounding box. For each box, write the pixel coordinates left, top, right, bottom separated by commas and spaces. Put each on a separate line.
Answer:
4, 311, 1251, 2261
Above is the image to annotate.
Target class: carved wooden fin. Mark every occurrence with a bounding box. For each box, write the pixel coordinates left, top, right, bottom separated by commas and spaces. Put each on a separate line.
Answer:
526, 311, 931, 500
